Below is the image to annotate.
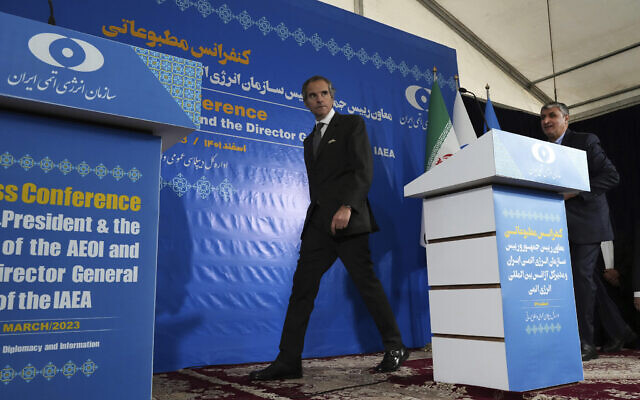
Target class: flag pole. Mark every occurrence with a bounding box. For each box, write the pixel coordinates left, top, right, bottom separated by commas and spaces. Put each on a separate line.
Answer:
483, 83, 501, 132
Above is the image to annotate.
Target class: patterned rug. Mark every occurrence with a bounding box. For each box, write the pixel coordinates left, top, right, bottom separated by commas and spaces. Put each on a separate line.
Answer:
152, 348, 640, 399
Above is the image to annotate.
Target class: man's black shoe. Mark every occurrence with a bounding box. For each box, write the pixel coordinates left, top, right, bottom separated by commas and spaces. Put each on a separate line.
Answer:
249, 360, 302, 381
374, 347, 410, 373
581, 343, 598, 361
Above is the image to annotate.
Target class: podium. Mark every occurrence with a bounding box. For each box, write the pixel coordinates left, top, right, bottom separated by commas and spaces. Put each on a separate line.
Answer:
0, 12, 200, 400
405, 129, 587, 391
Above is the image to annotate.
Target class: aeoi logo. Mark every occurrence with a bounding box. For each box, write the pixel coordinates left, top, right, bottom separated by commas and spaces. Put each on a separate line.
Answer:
28, 33, 104, 72
531, 142, 556, 164
405, 85, 431, 111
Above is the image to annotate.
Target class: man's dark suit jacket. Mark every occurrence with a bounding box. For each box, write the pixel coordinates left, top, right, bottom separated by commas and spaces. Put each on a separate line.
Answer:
560, 129, 619, 244
302, 111, 378, 238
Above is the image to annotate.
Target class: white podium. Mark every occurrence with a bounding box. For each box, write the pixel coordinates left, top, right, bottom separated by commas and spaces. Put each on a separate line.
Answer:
405, 130, 587, 391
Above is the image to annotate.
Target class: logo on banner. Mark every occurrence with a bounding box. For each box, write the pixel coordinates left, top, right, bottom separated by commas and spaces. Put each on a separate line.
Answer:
28, 33, 104, 72
404, 85, 431, 111
531, 142, 556, 164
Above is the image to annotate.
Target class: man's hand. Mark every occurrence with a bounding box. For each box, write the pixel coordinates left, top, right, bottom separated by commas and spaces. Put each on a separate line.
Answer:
635, 297, 640, 312
603, 269, 620, 287
563, 193, 578, 200
331, 206, 352, 235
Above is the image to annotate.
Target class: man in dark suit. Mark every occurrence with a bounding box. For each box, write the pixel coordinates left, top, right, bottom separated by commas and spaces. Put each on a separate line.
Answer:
540, 102, 619, 361
250, 75, 408, 381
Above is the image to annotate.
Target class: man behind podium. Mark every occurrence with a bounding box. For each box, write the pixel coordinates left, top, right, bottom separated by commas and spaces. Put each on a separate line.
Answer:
540, 102, 619, 361
250, 76, 408, 381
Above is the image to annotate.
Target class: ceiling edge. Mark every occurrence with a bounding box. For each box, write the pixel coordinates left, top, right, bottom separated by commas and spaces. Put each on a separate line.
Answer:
571, 94, 640, 122
418, 0, 552, 105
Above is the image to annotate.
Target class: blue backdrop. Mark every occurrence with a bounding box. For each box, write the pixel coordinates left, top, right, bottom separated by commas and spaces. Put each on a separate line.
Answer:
1, 0, 459, 372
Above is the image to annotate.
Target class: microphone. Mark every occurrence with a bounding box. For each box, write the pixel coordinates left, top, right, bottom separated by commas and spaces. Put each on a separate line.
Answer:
47, 0, 56, 25
459, 87, 489, 134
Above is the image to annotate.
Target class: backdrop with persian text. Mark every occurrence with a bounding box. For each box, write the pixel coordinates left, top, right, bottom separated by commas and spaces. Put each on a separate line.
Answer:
0, 0, 459, 372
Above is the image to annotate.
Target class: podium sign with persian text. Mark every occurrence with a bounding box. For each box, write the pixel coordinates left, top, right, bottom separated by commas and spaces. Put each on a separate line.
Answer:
493, 186, 583, 391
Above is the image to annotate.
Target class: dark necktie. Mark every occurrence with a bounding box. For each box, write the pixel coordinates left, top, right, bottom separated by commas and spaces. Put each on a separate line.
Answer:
312, 122, 324, 157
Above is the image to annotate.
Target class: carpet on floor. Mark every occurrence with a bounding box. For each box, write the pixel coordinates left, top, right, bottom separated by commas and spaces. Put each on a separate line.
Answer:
152, 348, 640, 400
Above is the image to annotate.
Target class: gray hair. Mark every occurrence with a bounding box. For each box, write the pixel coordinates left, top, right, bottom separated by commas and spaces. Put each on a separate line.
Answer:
302, 75, 336, 100
541, 102, 569, 117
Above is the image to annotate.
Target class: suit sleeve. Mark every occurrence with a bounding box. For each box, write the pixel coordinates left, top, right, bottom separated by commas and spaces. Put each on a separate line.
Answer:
338, 117, 373, 212
579, 134, 619, 201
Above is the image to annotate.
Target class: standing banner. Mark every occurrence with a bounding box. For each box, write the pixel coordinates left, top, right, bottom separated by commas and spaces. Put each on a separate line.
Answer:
1, 0, 460, 372
0, 111, 161, 398
494, 187, 583, 390
0, 11, 199, 399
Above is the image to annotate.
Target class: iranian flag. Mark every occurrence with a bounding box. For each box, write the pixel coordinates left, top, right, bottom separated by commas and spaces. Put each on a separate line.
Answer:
420, 78, 460, 246
424, 79, 460, 171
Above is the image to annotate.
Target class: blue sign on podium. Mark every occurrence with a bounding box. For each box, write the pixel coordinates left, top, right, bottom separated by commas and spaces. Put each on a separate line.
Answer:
494, 186, 583, 391
1, 110, 160, 399
1, 12, 199, 400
